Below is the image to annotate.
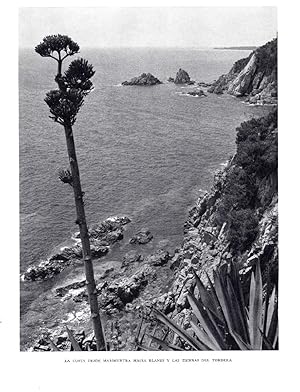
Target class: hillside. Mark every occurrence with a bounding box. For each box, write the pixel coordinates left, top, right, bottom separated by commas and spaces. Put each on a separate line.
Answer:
208, 38, 277, 105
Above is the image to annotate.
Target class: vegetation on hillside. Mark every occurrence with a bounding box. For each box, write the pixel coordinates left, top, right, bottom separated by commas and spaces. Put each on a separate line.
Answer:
215, 110, 277, 253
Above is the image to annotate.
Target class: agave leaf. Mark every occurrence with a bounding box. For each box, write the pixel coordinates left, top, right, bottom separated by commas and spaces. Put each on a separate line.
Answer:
152, 308, 207, 350
190, 320, 219, 351
230, 329, 252, 350
266, 287, 276, 334
273, 325, 279, 349
187, 292, 226, 350
66, 326, 82, 351
213, 269, 232, 331
260, 328, 275, 350
205, 272, 226, 322
228, 261, 249, 342
135, 316, 144, 344
248, 261, 263, 349
147, 334, 184, 351
48, 338, 60, 351
267, 301, 278, 346
226, 276, 249, 343
192, 269, 220, 318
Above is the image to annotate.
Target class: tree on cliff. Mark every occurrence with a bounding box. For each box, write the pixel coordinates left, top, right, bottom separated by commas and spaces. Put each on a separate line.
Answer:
35, 34, 106, 351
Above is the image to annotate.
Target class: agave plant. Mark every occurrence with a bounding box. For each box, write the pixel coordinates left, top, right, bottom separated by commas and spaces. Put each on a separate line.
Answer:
146, 260, 278, 350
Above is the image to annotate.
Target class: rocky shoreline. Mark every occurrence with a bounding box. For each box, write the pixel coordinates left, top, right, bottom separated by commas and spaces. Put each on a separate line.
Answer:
23, 38, 278, 351
22, 216, 131, 282
29, 140, 277, 351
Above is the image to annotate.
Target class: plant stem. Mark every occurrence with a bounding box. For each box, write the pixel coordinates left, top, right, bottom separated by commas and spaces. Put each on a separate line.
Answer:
56, 66, 105, 350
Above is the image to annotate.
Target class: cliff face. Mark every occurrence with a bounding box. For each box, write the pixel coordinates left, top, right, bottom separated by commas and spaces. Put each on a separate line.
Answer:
159, 110, 278, 320
208, 38, 277, 105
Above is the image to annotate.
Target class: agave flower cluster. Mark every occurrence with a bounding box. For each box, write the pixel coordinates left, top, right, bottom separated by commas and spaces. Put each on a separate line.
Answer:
45, 59, 95, 126
35, 34, 79, 59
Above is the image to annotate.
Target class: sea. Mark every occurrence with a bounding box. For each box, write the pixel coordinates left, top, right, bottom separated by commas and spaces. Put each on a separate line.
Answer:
19, 47, 271, 349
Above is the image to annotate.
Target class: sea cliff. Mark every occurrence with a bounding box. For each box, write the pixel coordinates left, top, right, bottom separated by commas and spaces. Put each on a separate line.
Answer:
208, 38, 277, 105
155, 110, 278, 328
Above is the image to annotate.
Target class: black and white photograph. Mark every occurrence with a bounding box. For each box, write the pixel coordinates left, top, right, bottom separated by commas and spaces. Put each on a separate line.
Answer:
18, 6, 279, 354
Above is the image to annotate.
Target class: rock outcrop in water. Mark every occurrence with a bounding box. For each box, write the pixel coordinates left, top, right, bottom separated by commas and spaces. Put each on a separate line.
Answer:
174, 68, 193, 84
22, 216, 131, 281
122, 73, 162, 86
208, 38, 277, 105
129, 228, 153, 244
186, 89, 207, 97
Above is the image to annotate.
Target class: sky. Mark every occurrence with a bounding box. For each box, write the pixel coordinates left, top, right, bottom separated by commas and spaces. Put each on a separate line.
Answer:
19, 7, 277, 48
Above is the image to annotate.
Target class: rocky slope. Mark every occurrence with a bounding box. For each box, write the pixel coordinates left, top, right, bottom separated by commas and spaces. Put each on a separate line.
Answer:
150, 110, 278, 338
208, 38, 277, 105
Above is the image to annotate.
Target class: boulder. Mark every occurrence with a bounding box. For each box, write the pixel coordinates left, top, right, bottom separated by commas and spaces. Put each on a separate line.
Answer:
22, 258, 71, 281
174, 68, 191, 84
167, 77, 175, 82
129, 228, 153, 244
122, 73, 162, 86
146, 249, 170, 266
186, 89, 207, 97
99, 264, 156, 310
122, 251, 144, 268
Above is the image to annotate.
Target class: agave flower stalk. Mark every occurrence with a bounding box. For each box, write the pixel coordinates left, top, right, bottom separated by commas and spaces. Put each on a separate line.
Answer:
35, 35, 106, 351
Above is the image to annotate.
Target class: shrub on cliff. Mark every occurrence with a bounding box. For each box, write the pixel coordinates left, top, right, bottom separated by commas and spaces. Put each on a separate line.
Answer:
235, 110, 278, 179
215, 110, 277, 253
227, 208, 259, 253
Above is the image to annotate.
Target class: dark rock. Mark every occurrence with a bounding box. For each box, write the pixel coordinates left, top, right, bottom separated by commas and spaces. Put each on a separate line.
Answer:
208, 84, 223, 94
129, 228, 153, 244
198, 81, 212, 88
122, 73, 162, 86
99, 268, 114, 279
73, 281, 108, 303
146, 249, 170, 266
90, 244, 109, 258
186, 89, 207, 97
174, 68, 191, 84
122, 251, 144, 268
170, 253, 182, 270
99, 264, 156, 310
167, 77, 175, 82
22, 258, 71, 281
